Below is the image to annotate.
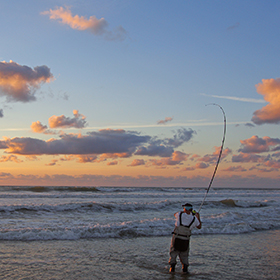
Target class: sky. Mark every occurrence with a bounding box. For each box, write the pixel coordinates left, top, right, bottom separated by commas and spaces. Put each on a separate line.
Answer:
0, 0, 280, 188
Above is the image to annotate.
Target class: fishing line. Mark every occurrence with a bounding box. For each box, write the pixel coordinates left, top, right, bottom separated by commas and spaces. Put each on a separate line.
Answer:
197, 103, 226, 213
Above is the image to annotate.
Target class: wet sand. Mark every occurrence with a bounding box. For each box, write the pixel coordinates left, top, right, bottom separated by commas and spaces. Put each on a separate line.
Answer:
1, 229, 279, 280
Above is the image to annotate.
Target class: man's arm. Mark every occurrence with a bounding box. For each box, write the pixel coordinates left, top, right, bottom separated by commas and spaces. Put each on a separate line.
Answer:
195, 212, 202, 229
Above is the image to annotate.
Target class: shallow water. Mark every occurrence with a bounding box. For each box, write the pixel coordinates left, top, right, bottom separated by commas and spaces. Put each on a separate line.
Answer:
1, 230, 279, 280
0, 187, 279, 279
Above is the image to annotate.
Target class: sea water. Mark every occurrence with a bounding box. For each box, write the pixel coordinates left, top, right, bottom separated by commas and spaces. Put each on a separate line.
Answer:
0, 186, 279, 279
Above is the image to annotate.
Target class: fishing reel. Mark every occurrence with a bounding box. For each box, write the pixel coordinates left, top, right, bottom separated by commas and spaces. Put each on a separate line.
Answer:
192, 210, 197, 216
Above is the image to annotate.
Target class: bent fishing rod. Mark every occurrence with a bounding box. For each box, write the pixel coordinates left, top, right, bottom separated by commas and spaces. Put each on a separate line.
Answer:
197, 104, 227, 213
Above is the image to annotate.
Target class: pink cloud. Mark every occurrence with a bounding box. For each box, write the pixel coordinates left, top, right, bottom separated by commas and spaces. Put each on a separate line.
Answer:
107, 161, 118, 166
199, 147, 231, 163
195, 162, 209, 169
232, 153, 262, 163
76, 155, 98, 163
222, 166, 247, 172
42, 7, 127, 41
0, 61, 53, 102
49, 110, 87, 129
157, 117, 173, 125
0, 155, 22, 163
252, 78, 280, 124
128, 159, 145, 167
45, 159, 59, 166
238, 135, 280, 153
31, 121, 48, 133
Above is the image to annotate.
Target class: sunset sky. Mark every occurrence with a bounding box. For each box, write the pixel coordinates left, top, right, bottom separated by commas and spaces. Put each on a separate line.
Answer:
0, 0, 280, 188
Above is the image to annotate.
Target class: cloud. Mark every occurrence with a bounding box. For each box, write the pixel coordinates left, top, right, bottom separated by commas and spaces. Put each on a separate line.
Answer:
0, 60, 53, 102
201, 93, 266, 103
195, 162, 209, 169
0, 109, 3, 118
183, 147, 231, 171
31, 121, 48, 133
245, 123, 255, 128
262, 159, 280, 169
148, 151, 188, 167
49, 110, 87, 129
135, 144, 174, 157
227, 22, 240, 30
157, 117, 173, 125
222, 166, 247, 172
42, 6, 127, 41
128, 159, 145, 167
199, 147, 231, 163
45, 159, 59, 166
232, 153, 262, 163
135, 128, 195, 157
164, 128, 196, 148
252, 78, 280, 124
0, 129, 151, 155
238, 135, 280, 153
75, 155, 97, 163
0, 155, 22, 163
107, 160, 118, 166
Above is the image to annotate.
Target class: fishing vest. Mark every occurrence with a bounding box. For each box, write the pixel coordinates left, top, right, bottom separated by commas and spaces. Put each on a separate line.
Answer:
172, 212, 195, 240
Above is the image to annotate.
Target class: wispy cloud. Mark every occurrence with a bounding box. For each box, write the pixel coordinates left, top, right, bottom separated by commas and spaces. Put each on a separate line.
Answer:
227, 22, 240, 30
42, 6, 127, 41
201, 93, 266, 103
157, 117, 173, 125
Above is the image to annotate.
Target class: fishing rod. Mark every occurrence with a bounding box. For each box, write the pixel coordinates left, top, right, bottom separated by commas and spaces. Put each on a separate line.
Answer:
197, 103, 227, 213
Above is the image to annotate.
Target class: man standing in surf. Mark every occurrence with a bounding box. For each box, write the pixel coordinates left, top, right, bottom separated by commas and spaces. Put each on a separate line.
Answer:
169, 203, 202, 274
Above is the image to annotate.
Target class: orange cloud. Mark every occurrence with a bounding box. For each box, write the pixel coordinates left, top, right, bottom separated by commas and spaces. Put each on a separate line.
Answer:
222, 166, 247, 172
264, 159, 280, 169
182, 162, 209, 171
31, 121, 48, 133
195, 162, 209, 169
172, 151, 188, 161
0, 155, 22, 163
238, 135, 280, 153
49, 110, 87, 128
157, 117, 173, 125
148, 151, 188, 167
0, 61, 53, 102
128, 159, 145, 167
42, 7, 126, 41
232, 153, 262, 163
76, 155, 98, 163
107, 160, 118, 166
199, 147, 231, 163
45, 159, 59, 166
252, 78, 280, 124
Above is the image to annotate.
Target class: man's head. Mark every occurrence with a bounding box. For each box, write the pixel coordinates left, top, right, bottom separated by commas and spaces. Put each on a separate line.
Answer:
182, 203, 193, 213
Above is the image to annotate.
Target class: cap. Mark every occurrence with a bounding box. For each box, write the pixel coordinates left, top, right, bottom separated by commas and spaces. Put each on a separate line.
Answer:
182, 203, 193, 210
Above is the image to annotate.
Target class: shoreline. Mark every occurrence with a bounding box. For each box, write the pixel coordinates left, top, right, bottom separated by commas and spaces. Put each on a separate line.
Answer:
1, 229, 279, 280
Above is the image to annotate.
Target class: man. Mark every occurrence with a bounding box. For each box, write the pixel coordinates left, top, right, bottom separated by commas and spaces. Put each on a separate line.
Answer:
168, 203, 201, 274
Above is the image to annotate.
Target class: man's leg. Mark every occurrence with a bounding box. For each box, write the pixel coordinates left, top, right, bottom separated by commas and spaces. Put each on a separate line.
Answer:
168, 236, 178, 272
179, 242, 190, 274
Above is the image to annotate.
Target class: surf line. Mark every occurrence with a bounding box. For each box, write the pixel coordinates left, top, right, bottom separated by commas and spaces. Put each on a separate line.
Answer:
197, 103, 227, 213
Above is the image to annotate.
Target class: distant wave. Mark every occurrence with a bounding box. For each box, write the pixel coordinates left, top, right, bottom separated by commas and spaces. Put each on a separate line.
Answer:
203, 199, 272, 208
0, 186, 100, 193
0, 199, 176, 214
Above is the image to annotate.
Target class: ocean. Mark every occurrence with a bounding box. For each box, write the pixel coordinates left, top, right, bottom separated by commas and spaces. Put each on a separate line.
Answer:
0, 186, 279, 279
